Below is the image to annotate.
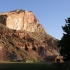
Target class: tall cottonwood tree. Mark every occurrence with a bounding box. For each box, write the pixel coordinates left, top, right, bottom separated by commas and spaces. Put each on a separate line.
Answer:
57, 18, 70, 61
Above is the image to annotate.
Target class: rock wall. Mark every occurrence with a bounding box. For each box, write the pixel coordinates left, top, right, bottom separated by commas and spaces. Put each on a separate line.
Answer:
0, 9, 59, 61
0, 10, 45, 33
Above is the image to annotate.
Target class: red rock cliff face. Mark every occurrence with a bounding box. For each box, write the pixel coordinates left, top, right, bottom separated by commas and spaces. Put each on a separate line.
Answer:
0, 9, 59, 62
0, 10, 45, 33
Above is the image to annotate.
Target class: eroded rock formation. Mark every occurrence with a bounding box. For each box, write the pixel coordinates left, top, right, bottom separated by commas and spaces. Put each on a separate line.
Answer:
0, 9, 45, 33
0, 9, 59, 62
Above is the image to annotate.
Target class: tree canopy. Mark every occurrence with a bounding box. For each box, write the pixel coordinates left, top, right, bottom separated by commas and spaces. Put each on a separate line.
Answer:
57, 18, 70, 61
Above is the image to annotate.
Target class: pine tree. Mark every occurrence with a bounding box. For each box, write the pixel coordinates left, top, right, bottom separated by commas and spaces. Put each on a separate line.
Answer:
57, 18, 70, 61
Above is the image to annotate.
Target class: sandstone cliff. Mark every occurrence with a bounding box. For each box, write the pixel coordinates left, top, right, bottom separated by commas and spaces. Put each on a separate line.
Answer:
0, 9, 45, 33
0, 9, 59, 62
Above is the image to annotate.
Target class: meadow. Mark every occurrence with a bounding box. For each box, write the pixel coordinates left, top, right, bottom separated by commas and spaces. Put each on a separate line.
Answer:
0, 62, 69, 70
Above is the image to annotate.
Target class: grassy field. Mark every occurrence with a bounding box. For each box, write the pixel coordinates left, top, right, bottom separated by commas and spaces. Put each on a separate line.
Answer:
0, 62, 69, 70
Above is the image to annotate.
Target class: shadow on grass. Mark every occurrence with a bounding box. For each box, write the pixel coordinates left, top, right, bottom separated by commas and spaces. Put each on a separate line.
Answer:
0, 62, 69, 70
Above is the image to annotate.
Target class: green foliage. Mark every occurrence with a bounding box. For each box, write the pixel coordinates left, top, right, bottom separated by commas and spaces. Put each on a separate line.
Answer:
57, 17, 70, 61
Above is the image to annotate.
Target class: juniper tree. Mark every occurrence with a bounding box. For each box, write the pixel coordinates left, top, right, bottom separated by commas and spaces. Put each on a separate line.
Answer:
57, 18, 70, 61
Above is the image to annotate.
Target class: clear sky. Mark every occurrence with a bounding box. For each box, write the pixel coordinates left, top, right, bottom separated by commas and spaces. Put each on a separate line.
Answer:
0, 0, 70, 40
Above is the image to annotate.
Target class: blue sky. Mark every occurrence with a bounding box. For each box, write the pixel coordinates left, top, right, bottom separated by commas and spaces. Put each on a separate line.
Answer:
0, 0, 70, 40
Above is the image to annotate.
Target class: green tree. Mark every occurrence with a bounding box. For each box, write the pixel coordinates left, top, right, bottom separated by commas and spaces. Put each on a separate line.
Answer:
57, 18, 70, 61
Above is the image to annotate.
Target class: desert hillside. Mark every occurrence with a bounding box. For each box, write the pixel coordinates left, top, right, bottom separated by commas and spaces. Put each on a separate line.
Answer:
0, 9, 59, 62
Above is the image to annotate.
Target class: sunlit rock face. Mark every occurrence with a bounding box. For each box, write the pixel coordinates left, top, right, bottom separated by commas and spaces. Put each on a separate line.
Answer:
0, 9, 59, 61
6, 14, 23, 30
0, 10, 44, 32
